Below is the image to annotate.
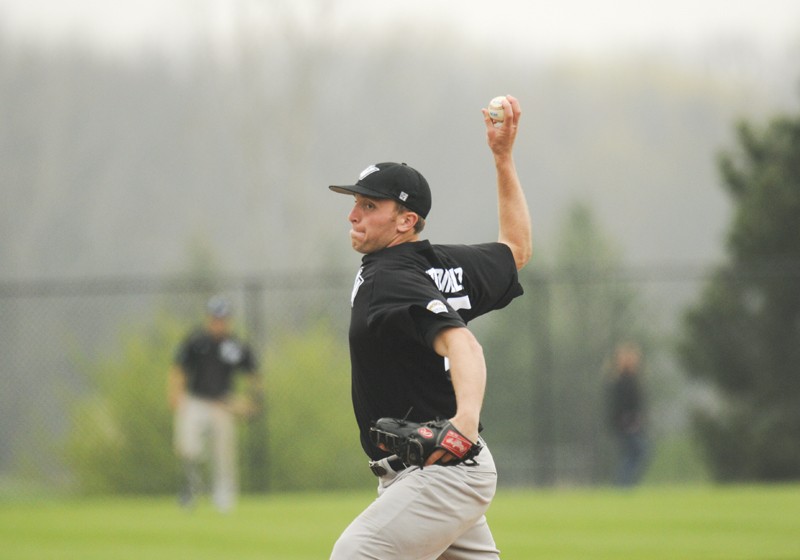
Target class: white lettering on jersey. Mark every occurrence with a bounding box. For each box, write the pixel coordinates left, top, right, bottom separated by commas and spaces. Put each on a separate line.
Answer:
351, 267, 364, 307
220, 339, 243, 364
425, 267, 464, 293
426, 267, 472, 310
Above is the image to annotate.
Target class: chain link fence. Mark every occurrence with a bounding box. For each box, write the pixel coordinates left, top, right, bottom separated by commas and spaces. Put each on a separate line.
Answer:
1, 265, 715, 497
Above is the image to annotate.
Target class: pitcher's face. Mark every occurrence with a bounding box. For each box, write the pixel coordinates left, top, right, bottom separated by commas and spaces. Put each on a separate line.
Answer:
347, 195, 407, 254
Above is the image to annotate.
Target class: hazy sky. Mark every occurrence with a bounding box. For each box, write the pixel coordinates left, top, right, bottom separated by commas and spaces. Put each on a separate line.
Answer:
1, 0, 799, 58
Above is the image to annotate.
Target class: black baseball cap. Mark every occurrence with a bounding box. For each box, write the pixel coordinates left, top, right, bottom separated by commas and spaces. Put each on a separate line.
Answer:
329, 162, 432, 219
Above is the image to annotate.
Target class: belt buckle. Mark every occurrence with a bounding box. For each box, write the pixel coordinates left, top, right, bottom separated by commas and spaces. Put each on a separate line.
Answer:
369, 460, 388, 477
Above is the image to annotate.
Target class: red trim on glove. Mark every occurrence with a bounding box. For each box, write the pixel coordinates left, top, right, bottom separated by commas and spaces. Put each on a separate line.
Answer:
441, 429, 472, 458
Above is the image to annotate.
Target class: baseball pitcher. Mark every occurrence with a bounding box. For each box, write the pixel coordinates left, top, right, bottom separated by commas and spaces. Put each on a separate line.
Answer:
328, 95, 532, 559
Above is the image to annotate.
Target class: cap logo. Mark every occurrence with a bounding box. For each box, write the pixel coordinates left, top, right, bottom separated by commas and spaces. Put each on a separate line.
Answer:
399, 191, 409, 202
359, 165, 380, 180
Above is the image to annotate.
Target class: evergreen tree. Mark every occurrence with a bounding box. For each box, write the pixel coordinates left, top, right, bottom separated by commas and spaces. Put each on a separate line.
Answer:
680, 107, 800, 481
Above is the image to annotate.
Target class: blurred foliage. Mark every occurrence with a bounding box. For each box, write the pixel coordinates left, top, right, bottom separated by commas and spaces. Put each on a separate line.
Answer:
64, 312, 185, 494
63, 312, 366, 495
264, 321, 368, 492
680, 105, 800, 481
549, 203, 647, 482
547, 202, 656, 485
482, 201, 665, 485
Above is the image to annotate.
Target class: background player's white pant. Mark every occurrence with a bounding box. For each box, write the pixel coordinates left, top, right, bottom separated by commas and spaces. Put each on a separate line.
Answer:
174, 394, 237, 512
331, 443, 500, 560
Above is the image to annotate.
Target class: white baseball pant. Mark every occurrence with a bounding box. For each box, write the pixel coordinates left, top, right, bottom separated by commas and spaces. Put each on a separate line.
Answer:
330, 442, 500, 560
174, 394, 237, 512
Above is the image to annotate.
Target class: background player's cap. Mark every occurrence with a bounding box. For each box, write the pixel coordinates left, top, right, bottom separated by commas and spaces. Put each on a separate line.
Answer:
206, 295, 232, 318
329, 162, 432, 219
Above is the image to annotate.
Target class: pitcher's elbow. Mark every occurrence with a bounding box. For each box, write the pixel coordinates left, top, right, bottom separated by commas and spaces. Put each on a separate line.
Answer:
514, 242, 533, 270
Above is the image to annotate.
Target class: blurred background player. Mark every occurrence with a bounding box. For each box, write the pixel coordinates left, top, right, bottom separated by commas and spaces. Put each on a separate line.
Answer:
167, 295, 261, 512
606, 341, 649, 487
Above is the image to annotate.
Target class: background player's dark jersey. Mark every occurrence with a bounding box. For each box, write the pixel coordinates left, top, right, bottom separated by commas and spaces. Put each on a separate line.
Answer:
348, 240, 523, 459
175, 330, 256, 399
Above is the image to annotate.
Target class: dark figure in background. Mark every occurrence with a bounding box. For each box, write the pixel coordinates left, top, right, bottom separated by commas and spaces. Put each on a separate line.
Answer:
607, 342, 649, 487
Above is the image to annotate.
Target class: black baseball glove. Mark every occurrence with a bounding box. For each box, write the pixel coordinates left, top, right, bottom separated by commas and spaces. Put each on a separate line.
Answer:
370, 417, 483, 467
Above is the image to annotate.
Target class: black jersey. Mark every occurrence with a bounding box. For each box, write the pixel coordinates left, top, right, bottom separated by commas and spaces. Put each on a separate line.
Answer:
175, 330, 257, 400
608, 374, 645, 433
348, 240, 523, 459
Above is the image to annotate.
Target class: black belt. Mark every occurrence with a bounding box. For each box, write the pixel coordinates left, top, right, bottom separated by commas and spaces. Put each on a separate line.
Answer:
369, 457, 408, 477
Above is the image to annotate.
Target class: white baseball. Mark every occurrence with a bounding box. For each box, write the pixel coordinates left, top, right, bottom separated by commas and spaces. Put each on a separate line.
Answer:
488, 96, 506, 123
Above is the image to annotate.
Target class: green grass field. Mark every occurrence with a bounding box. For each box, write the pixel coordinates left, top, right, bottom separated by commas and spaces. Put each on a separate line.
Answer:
1, 485, 798, 559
